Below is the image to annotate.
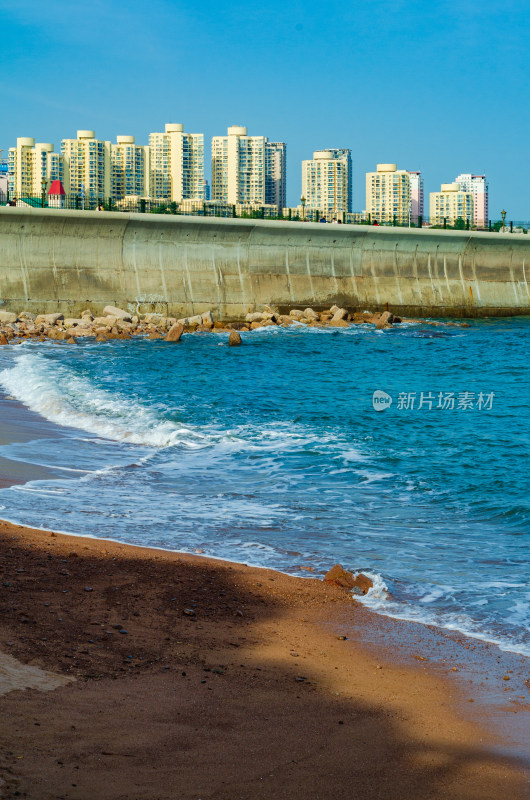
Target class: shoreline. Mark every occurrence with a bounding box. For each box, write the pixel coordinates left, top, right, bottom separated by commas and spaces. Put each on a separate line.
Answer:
0, 518, 527, 799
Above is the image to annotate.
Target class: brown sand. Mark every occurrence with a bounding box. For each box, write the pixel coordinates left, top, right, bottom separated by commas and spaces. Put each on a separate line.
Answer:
0, 520, 528, 800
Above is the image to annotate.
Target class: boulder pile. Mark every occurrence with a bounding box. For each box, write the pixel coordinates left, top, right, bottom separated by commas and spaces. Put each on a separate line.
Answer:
0, 304, 468, 346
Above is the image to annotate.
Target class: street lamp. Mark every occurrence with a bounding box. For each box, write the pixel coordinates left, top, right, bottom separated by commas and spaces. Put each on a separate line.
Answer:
501, 209, 506, 233
300, 195, 306, 222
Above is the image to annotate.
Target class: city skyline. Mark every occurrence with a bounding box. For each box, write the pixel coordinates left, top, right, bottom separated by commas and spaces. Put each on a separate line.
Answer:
5, 124, 491, 224
2, 0, 528, 219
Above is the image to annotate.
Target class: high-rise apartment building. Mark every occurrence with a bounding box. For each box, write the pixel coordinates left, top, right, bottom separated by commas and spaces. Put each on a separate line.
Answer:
212, 126, 265, 205
61, 130, 111, 205
429, 183, 474, 226
454, 173, 488, 227
408, 171, 424, 222
149, 123, 204, 203
265, 141, 286, 210
301, 149, 352, 216
8, 137, 63, 197
365, 164, 411, 224
211, 126, 286, 207
111, 135, 149, 201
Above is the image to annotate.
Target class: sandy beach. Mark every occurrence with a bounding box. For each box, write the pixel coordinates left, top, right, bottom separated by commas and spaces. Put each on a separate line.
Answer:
0, 519, 527, 800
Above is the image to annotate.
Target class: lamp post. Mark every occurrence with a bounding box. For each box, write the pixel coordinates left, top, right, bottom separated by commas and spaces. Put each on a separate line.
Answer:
501, 209, 506, 233
300, 195, 306, 222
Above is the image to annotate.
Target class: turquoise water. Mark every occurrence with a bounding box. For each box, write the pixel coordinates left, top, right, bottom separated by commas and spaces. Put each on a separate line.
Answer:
0, 319, 528, 655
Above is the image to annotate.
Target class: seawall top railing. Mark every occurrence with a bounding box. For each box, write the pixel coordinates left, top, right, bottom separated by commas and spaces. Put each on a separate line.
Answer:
0, 194, 527, 234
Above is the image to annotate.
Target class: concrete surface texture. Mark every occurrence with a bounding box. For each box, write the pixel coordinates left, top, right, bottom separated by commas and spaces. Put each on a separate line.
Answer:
0, 208, 529, 318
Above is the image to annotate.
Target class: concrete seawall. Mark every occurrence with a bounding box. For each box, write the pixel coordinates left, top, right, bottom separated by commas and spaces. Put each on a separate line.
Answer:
1, 207, 529, 318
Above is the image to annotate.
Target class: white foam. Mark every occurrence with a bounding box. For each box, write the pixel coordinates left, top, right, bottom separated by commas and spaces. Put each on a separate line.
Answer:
0, 352, 211, 449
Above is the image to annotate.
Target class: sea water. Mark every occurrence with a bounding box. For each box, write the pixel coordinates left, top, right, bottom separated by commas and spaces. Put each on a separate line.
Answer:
0, 319, 528, 655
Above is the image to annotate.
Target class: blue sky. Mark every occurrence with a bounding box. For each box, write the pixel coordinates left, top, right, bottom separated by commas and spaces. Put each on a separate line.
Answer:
2, 0, 529, 217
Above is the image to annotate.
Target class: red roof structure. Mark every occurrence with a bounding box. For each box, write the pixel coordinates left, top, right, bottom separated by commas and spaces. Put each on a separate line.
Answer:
48, 180, 65, 196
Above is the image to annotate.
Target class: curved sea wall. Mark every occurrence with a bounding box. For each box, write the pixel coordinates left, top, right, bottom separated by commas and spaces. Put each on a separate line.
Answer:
0, 207, 529, 318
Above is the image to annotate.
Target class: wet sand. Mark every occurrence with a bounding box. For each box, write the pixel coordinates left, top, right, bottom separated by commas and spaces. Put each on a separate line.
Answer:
0, 520, 527, 800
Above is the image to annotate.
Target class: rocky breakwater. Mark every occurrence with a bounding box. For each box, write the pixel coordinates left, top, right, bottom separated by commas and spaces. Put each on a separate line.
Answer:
0, 304, 469, 347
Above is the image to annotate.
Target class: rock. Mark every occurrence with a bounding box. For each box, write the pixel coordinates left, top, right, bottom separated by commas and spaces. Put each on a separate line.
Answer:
329, 305, 340, 314
250, 321, 263, 330
228, 331, 242, 346
148, 332, 164, 339
323, 566, 372, 594
81, 309, 94, 319
323, 564, 357, 589
278, 315, 294, 325
103, 305, 132, 322
63, 318, 91, 328
303, 307, 318, 320
183, 608, 196, 616
245, 311, 265, 323
376, 311, 394, 330
329, 318, 349, 328
177, 313, 203, 327
18, 311, 36, 322
164, 323, 184, 342
35, 313, 64, 325
392, 316, 402, 324
289, 309, 304, 319
0, 311, 18, 323
95, 334, 107, 342
144, 313, 162, 324
331, 308, 348, 322
201, 311, 214, 326
351, 573, 374, 594
261, 319, 275, 327
352, 312, 373, 323
0, 334, 8, 345
93, 316, 115, 326
65, 337, 77, 344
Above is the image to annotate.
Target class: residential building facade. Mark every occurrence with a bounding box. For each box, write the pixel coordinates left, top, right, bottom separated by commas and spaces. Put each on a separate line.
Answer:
265, 141, 286, 210
61, 130, 111, 206
301, 149, 352, 216
212, 126, 266, 205
408, 170, 424, 223
8, 137, 64, 198
111, 135, 149, 201
429, 183, 474, 226
454, 173, 488, 227
149, 123, 204, 203
365, 164, 411, 224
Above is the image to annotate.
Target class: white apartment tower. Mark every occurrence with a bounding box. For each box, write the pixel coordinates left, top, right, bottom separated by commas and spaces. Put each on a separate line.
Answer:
212, 126, 286, 207
366, 164, 411, 224
301, 149, 352, 216
455, 173, 488, 227
212, 126, 265, 205
8, 137, 63, 197
265, 141, 286, 210
111, 135, 149, 201
61, 130, 111, 206
408, 171, 424, 222
149, 123, 204, 203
